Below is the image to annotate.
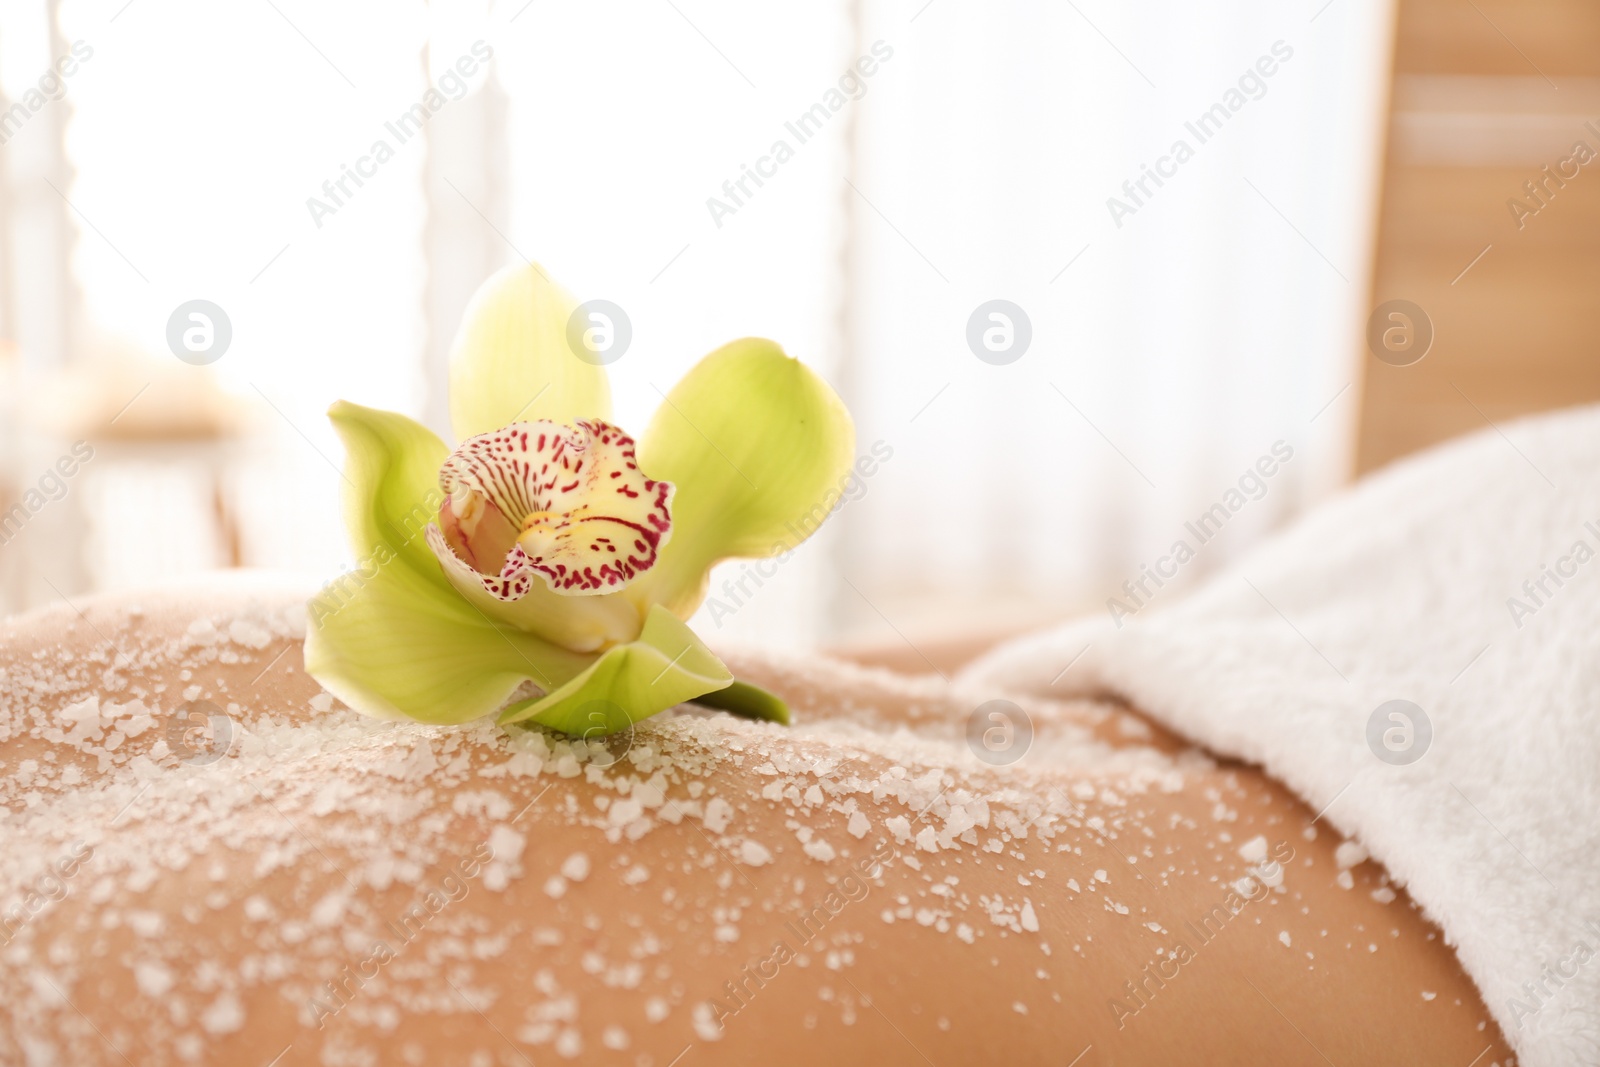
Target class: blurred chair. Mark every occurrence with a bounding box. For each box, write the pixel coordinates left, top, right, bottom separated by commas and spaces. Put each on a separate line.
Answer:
25, 343, 256, 597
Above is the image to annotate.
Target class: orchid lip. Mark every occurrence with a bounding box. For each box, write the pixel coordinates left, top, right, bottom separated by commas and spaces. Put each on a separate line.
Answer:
426, 418, 673, 602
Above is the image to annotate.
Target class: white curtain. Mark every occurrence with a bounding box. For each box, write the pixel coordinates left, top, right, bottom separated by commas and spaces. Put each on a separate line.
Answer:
831, 0, 1396, 644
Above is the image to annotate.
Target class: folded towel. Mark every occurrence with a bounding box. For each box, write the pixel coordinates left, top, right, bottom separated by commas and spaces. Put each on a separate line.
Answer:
961, 403, 1600, 1067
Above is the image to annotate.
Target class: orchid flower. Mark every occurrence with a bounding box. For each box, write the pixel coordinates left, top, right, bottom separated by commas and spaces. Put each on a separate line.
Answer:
302, 263, 855, 736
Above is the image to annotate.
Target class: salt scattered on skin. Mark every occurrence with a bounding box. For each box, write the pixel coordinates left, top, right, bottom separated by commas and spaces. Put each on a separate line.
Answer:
0, 588, 1215, 1062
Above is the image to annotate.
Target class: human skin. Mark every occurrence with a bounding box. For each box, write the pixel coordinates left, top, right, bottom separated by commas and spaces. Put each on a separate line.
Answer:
0, 582, 1511, 1066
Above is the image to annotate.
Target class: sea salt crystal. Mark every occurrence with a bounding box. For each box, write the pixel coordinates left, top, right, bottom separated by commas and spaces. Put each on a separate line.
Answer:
560, 853, 590, 882
555, 1028, 582, 1057
1334, 841, 1368, 869
1278, 931, 1292, 947
739, 840, 772, 867
1371, 886, 1396, 904
134, 961, 174, 997
1237, 836, 1268, 863
227, 620, 272, 648
1255, 861, 1284, 889
803, 838, 837, 862
1020, 901, 1040, 933
703, 798, 734, 834
847, 811, 870, 839
544, 876, 568, 900
129, 912, 165, 938
310, 893, 346, 927
61, 696, 100, 726
200, 992, 245, 1034
692, 1002, 723, 1041
609, 797, 644, 827
488, 826, 526, 865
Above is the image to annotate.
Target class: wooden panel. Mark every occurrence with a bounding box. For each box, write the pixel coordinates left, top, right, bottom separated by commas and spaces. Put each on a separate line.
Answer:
1355, 1, 1600, 475
1396, 0, 1600, 76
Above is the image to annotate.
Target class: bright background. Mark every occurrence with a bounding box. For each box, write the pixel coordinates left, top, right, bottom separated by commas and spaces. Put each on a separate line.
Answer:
0, 0, 1396, 654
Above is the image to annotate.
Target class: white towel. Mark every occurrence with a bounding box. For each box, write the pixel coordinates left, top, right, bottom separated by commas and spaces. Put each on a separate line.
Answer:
960, 403, 1600, 1067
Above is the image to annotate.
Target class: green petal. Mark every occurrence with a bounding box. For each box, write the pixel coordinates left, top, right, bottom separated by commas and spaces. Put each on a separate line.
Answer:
631, 339, 856, 618
689, 679, 790, 725
448, 262, 612, 441
308, 400, 591, 723
327, 401, 452, 588
498, 605, 732, 733
304, 562, 592, 724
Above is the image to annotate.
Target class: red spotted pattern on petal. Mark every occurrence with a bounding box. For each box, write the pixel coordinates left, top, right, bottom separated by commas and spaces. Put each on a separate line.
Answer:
430, 419, 673, 597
